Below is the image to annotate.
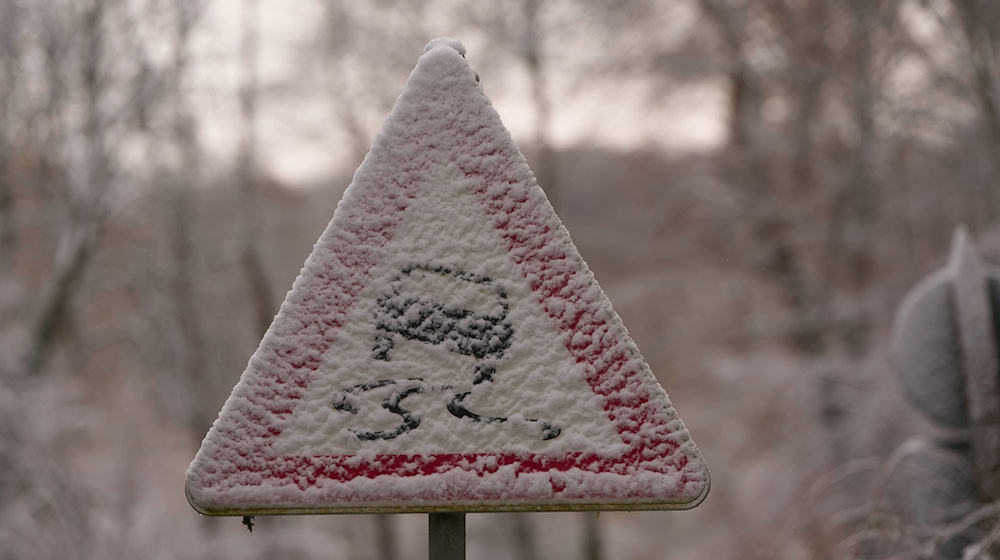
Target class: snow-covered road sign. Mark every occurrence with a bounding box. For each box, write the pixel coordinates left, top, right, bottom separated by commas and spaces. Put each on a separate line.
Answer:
186, 38, 709, 515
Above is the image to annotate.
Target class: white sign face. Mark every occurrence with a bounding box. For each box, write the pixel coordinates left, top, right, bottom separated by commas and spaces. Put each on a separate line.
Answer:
270, 170, 626, 459
186, 38, 709, 515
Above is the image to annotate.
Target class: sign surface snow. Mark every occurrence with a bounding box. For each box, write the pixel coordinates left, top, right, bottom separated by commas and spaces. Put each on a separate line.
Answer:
186, 38, 709, 514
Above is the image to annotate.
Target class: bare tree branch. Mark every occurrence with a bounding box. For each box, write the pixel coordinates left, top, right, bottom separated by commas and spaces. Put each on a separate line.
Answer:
26, 0, 116, 375
237, 0, 275, 338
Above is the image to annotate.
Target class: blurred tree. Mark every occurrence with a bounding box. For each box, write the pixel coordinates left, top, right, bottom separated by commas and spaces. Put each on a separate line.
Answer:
237, 0, 276, 338
0, 0, 22, 265
954, 0, 1000, 224
27, 0, 121, 375
318, 0, 431, 165
166, 0, 213, 434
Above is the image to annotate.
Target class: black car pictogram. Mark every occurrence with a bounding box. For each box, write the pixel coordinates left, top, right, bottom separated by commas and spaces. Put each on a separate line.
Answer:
331, 263, 560, 441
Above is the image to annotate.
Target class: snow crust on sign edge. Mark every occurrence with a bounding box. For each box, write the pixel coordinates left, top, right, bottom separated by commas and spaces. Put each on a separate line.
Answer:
186, 38, 709, 513
424, 37, 466, 56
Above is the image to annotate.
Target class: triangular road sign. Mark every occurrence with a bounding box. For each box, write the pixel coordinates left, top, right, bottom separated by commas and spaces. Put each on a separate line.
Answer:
186, 38, 709, 515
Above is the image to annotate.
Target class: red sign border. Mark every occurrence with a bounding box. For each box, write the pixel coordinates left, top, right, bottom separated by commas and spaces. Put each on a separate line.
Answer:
188, 47, 706, 513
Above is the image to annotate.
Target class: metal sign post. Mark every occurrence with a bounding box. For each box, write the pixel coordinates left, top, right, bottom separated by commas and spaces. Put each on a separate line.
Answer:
429, 513, 465, 560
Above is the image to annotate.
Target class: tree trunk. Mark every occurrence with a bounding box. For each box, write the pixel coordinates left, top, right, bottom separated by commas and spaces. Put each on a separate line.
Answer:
169, 0, 210, 432
510, 514, 539, 560
237, 0, 275, 338
522, 0, 558, 211
26, 0, 112, 375
374, 515, 398, 560
955, 0, 1000, 223
582, 512, 603, 560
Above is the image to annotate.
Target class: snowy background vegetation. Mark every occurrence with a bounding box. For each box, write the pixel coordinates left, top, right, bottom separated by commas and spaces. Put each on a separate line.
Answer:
1, 0, 999, 558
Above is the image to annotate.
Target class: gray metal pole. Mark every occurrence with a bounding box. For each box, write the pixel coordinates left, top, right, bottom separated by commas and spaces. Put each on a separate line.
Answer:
429, 513, 465, 560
